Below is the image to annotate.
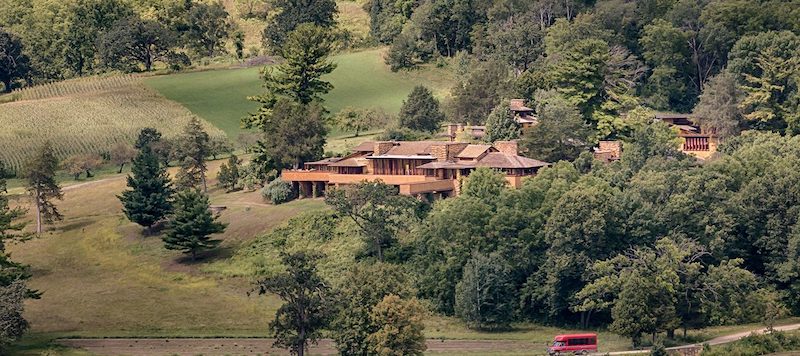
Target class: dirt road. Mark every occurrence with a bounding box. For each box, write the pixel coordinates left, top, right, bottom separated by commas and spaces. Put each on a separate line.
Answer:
57, 323, 800, 356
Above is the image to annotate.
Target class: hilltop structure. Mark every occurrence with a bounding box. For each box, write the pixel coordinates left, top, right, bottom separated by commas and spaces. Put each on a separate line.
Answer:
282, 140, 549, 199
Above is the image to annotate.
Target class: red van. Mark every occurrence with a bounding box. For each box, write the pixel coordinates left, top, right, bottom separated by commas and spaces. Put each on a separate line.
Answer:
547, 333, 598, 355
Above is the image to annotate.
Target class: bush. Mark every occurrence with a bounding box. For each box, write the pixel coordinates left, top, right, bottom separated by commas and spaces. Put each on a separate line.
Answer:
262, 179, 295, 204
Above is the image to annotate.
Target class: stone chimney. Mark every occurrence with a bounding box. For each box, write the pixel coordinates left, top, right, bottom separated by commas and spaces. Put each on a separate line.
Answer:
430, 144, 448, 162
494, 140, 519, 155
374, 141, 394, 156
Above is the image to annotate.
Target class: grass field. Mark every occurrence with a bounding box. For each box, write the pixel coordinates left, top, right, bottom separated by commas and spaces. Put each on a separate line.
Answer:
145, 48, 455, 138
0, 77, 225, 173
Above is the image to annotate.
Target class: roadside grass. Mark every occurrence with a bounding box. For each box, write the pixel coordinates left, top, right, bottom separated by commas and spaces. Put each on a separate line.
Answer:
144, 48, 455, 138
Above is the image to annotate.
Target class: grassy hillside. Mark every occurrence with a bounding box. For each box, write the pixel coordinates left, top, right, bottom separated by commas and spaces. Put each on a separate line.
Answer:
0, 76, 225, 173
145, 48, 454, 138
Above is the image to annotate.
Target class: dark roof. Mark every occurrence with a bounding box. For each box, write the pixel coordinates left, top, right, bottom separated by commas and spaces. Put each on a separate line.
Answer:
329, 157, 367, 167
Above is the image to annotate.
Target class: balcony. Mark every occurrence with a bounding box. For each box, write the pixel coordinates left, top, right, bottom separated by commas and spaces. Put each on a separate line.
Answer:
327, 174, 435, 185
400, 179, 456, 195
282, 170, 330, 182
682, 136, 710, 151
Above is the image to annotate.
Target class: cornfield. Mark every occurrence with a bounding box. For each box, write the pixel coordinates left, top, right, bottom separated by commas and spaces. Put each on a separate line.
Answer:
0, 76, 226, 174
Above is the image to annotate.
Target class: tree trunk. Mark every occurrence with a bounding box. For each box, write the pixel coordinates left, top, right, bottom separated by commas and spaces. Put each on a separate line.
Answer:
201, 173, 208, 193
118, 163, 125, 174
375, 237, 383, 262
191, 249, 196, 261
667, 329, 675, 339
2, 78, 11, 93
683, 327, 688, 339
35, 195, 42, 234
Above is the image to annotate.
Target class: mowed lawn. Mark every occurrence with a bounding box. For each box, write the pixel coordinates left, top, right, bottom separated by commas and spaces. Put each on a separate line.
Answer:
145, 48, 455, 138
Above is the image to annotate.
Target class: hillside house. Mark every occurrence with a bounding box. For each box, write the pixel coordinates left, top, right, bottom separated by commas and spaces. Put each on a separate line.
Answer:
655, 113, 719, 159
510, 99, 538, 129
282, 140, 549, 199
441, 123, 486, 141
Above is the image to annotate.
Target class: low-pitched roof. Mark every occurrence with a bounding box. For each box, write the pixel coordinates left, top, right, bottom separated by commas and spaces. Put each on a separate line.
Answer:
383, 141, 452, 156
456, 144, 493, 159
329, 157, 367, 167
475, 153, 549, 169
306, 157, 342, 165
352, 141, 375, 152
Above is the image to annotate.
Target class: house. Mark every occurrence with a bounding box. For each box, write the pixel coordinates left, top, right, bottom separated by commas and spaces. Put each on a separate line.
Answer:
593, 141, 622, 162
510, 99, 538, 129
655, 113, 719, 159
441, 123, 486, 141
281, 140, 549, 199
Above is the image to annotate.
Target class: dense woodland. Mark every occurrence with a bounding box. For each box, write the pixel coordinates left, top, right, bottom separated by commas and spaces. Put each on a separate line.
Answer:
3, 0, 800, 354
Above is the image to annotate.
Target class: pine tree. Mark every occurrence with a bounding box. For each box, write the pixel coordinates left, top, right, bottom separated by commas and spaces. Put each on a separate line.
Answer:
398, 86, 445, 133
163, 189, 226, 261
119, 131, 174, 234
24, 142, 62, 235
176, 117, 211, 192
0, 160, 27, 251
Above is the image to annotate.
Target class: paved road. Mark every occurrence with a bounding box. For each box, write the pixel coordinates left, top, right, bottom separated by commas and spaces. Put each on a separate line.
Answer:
600, 323, 800, 355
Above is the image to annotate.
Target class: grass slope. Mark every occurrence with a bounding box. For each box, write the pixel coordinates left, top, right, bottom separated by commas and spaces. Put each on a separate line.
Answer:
145, 48, 454, 138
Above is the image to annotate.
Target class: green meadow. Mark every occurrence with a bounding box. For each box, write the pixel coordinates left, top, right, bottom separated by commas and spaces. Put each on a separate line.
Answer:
145, 48, 455, 138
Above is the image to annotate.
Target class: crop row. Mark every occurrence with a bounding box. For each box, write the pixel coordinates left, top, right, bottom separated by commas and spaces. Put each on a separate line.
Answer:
12, 75, 140, 101
1, 81, 225, 173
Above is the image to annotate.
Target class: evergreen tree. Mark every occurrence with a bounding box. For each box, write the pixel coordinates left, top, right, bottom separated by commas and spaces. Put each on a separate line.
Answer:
255, 251, 332, 356
483, 101, 520, 142
119, 130, 174, 234
398, 86, 445, 133
259, 23, 337, 105
0, 160, 27, 252
163, 189, 226, 260
519, 91, 594, 162
24, 142, 62, 235
217, 154, 241, 192
692, 71, 745, 139
176, 117, 211, 192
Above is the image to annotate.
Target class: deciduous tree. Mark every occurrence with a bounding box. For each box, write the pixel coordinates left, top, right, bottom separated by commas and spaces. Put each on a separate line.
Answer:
0, 28, 30, 92
255, 251, 332, 356
110, 142, 136, 174
262, 0, 337, 51
519, 91, 593, 162
367, 294, 427, 356
455, 252, 514, 330
97, 16, 177, 72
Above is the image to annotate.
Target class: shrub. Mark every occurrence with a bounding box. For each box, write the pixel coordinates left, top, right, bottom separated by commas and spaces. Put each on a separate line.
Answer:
262, 179, 295, 204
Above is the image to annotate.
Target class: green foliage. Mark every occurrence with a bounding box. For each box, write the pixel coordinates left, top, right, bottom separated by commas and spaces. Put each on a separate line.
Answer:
262, 0, 337, 51
483, 101, 520, 142
254, 251, 332, 356
24, 142, 63, 234
183, 1, 232, 57
692, 71, 745, 139
460, 167, 508, 207
262, 179, 295, 205
450, 60, 511, 124
174, 117, 211, 192
331, 262, 415, 355
97, 16, 178, 72
163, 189, 226, 260
335, 107, 390, 137
261, 23, 337, 105
398, 86, 445, 133
519, 91, 594, 162
0, 28, 31, 92
119, 130, 174, 232
455, 252, 515, 330
217, 154, 241, 192
0, 280, 29, 352
377, 127, 432, 141
366, 294, 427, 356
325, 181, 422, 261
244, 98, 328, 169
